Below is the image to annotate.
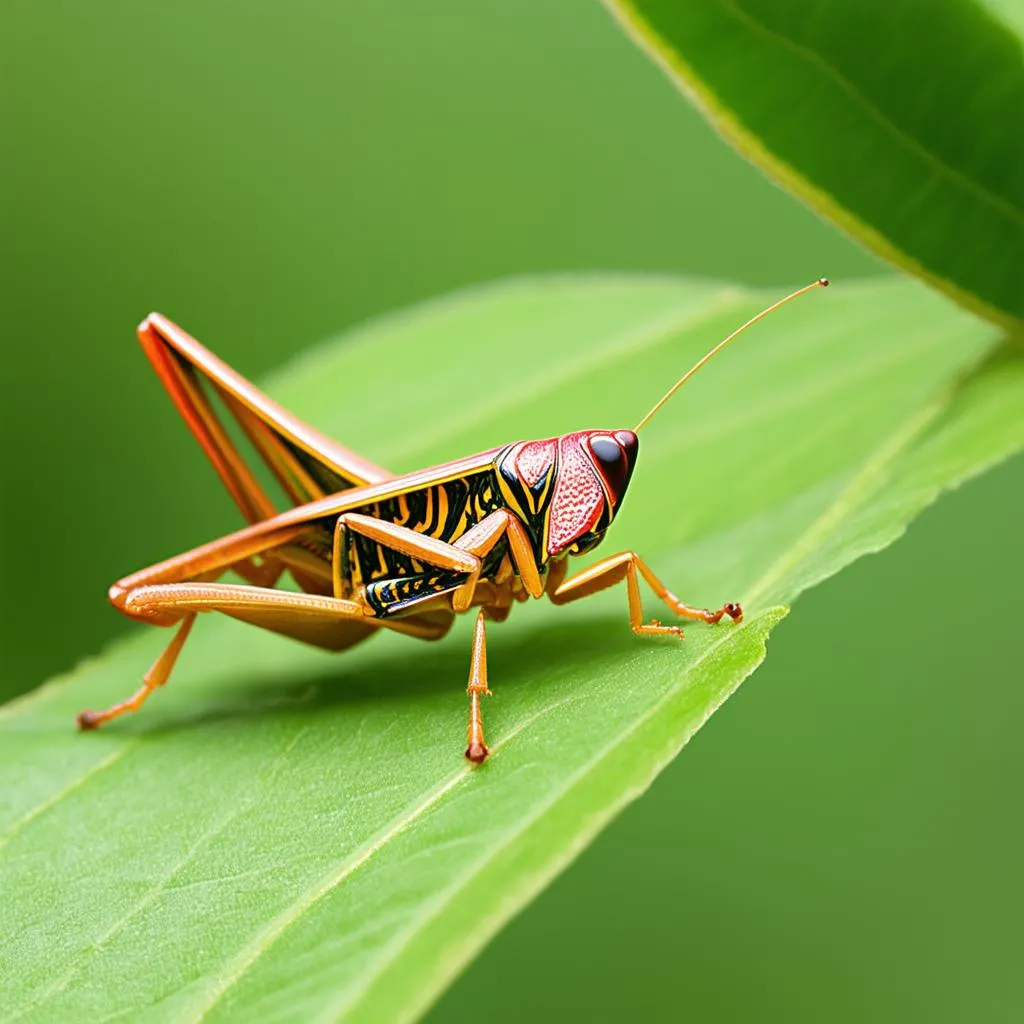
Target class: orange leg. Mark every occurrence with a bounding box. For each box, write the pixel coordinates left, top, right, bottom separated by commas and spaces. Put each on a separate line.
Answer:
465, 610, 492, 764
78, 614, 196, 729
85, 514, 347, 728
324, 517, 515, 763
329, 511, 481, 608
549, 551, 741, 637
109, 518, 316, 626
230, 556, 286, 588
77, 582, 453, 730
451, 509, 543, 612
137, 314, 390, 521
329, 510, 541, 613
92, 512, 496, 737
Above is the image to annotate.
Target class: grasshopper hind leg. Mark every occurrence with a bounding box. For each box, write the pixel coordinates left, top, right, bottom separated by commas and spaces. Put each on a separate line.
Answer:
77, 581, 452, 731
77, 614, 197, 729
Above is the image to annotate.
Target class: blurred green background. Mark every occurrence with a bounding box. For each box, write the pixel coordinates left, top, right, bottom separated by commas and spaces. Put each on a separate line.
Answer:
2, 2, 1020, 1021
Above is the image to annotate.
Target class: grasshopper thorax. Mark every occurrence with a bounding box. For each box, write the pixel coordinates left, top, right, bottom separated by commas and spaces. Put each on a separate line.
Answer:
496, 429, 638, 562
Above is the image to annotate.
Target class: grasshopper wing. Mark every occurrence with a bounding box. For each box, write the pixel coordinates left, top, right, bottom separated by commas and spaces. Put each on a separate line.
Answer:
138, 313, 391, 523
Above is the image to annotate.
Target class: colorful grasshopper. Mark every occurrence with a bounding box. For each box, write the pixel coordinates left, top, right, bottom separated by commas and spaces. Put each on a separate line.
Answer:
79, 279, 827, 762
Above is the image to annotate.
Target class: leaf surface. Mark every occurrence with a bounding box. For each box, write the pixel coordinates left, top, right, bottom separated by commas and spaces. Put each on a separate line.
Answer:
605, 0, 1024, 326
1, 275, 1021, 1023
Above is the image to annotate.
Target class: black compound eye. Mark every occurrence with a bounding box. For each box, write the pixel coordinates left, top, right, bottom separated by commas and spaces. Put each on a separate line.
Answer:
615, 430, 638, 465
571, 531, 604, 555
588, 435, 630, 501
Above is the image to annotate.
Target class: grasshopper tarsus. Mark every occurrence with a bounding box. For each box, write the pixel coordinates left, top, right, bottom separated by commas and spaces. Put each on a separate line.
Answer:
76, 710, 102, 731
465, 741, 490, 765
633, 621, 686, 639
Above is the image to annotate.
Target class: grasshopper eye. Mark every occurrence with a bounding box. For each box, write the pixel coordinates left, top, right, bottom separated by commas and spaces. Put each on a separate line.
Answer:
570, 531, 604, 555
588, 433, 635, 505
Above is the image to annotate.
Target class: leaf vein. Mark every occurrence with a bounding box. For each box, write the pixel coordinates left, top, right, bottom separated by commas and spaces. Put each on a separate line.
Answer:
6, 725, 314, 1023
0, 744, 134, 854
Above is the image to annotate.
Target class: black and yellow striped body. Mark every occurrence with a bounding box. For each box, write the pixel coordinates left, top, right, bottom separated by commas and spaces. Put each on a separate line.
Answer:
259, 432, 632, 622
352, 466, 507, 615
275, 452, 519, 617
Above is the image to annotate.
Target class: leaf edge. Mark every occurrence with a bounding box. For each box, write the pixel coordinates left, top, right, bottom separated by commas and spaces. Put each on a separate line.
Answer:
601, 0, 1020, 331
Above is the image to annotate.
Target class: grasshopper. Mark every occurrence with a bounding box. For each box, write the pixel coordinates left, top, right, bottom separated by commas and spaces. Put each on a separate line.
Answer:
79, 279, 828, 762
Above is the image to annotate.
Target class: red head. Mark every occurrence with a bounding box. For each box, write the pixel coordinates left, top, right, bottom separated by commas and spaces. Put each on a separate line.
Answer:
497, 429, 639, 560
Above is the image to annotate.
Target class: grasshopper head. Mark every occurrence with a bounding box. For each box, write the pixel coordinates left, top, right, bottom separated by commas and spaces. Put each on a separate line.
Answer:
547, 429, 638, 557
499, 430, 638, 560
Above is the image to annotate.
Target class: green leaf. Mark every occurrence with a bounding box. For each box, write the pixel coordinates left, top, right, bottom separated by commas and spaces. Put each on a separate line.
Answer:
978, 0, 1024, 39
2, 275, 1021, 1023
604, 0, 1024, 327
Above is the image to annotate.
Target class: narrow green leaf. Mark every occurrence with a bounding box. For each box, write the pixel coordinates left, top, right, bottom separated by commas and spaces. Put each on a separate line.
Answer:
2, 275, 1021, 1023
604, 0, 1024, 327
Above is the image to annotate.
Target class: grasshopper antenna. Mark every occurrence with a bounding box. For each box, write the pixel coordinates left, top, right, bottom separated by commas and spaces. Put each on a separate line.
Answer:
634, 277, 829, 432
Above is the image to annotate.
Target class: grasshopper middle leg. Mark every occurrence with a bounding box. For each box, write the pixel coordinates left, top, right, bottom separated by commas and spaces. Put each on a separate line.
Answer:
465, 610, 492, 764
332, 511, 538, 763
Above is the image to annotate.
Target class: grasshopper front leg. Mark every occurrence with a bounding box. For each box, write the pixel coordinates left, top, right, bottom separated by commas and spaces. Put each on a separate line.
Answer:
549, 551, 742, 637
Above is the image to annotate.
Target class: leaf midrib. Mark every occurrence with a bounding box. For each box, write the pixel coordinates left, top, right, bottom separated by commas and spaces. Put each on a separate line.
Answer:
186, 696, 577, 1021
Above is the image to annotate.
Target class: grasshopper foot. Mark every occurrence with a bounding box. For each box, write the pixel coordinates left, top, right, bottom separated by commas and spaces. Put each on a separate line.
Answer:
680, 601, 743, 625
634, 620, 686, 639
465, 741, 490, 764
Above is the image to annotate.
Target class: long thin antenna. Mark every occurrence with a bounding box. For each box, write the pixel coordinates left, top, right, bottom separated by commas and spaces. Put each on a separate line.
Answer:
634, 277, 829, 433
